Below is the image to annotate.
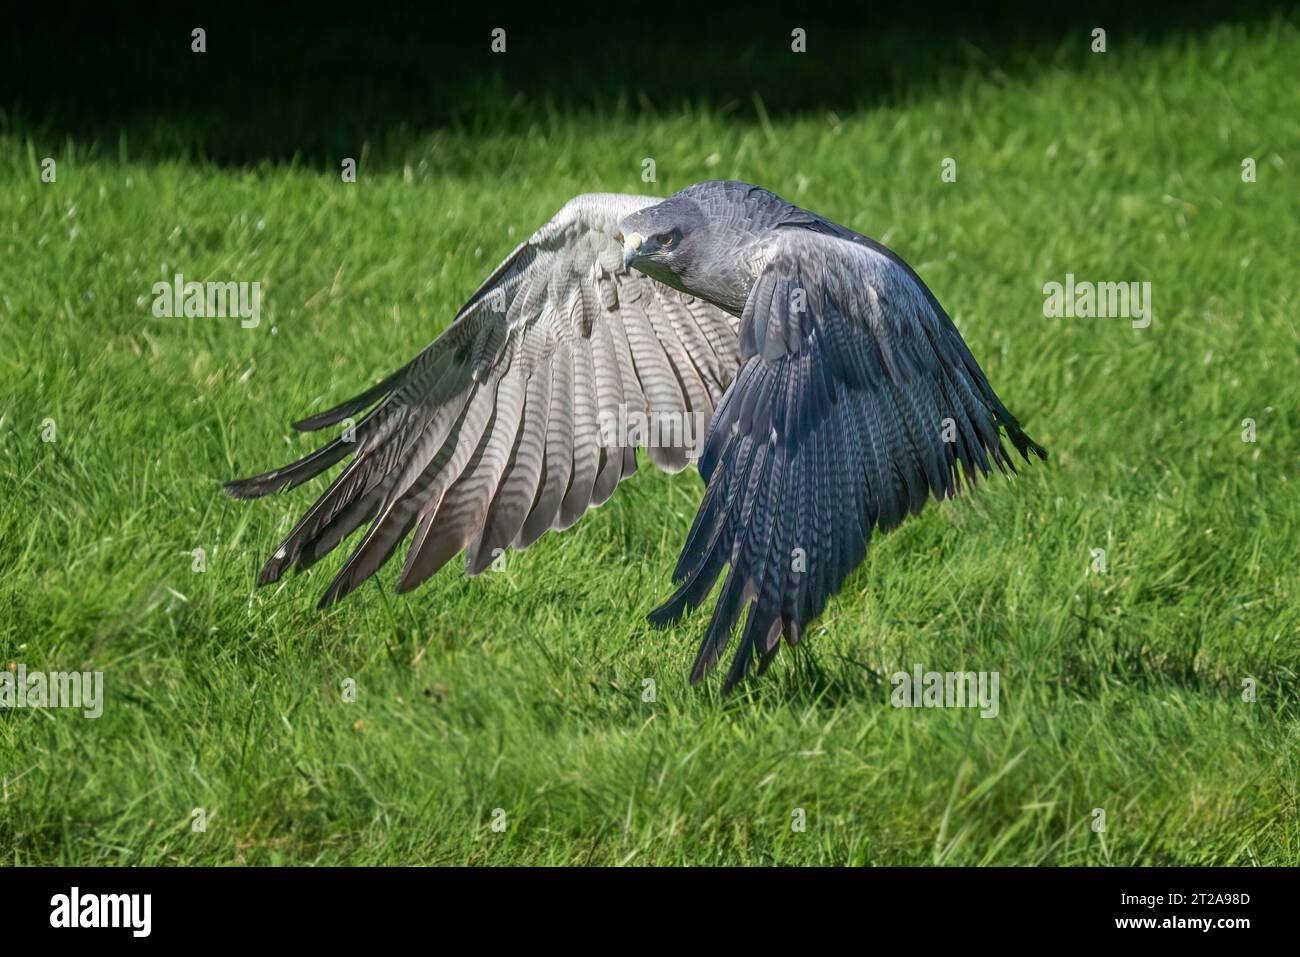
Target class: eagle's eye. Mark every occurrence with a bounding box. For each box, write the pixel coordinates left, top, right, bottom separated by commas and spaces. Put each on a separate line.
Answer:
655, 231, 676, 248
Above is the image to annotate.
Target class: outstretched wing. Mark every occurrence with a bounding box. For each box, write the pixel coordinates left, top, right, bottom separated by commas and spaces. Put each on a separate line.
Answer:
650, 229, 1046, 692
225, 193, 740, 607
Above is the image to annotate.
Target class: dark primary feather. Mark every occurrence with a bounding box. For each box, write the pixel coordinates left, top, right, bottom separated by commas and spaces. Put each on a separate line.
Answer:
224, 194, 739, 607
648, 225, 1046, 692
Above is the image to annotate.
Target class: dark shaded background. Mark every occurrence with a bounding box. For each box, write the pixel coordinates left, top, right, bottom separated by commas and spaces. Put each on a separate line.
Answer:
1, 0, 1292, 164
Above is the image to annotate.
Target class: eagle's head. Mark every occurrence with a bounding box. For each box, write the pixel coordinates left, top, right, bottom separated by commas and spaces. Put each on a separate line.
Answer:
616, 188, 752, 314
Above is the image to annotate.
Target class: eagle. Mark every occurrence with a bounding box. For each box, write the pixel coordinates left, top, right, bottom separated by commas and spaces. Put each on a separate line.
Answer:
225, 181, 1046, 692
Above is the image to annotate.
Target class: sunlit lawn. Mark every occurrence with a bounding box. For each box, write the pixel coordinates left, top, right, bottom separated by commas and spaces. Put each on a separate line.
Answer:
1, 16, 1297, 864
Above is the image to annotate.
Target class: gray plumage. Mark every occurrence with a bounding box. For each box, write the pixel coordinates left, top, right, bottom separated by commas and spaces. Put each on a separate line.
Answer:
225, 180, 1045, 692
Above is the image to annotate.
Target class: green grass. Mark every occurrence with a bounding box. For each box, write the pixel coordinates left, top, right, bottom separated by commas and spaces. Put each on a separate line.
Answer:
1, 16, 1298, 865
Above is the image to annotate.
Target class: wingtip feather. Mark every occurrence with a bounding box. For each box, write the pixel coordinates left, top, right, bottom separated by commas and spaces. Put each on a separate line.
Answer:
222, 476, 282, 499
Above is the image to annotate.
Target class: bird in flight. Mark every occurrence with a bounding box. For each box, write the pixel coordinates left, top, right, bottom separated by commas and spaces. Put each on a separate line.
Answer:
225, 180, 1046, 692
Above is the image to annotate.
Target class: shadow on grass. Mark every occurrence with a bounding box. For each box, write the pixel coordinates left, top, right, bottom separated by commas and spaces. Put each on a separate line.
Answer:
2, 0, 1294, 166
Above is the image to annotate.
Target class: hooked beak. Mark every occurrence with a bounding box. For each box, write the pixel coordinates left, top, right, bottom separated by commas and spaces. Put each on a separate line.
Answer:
620, 232, 644, 269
